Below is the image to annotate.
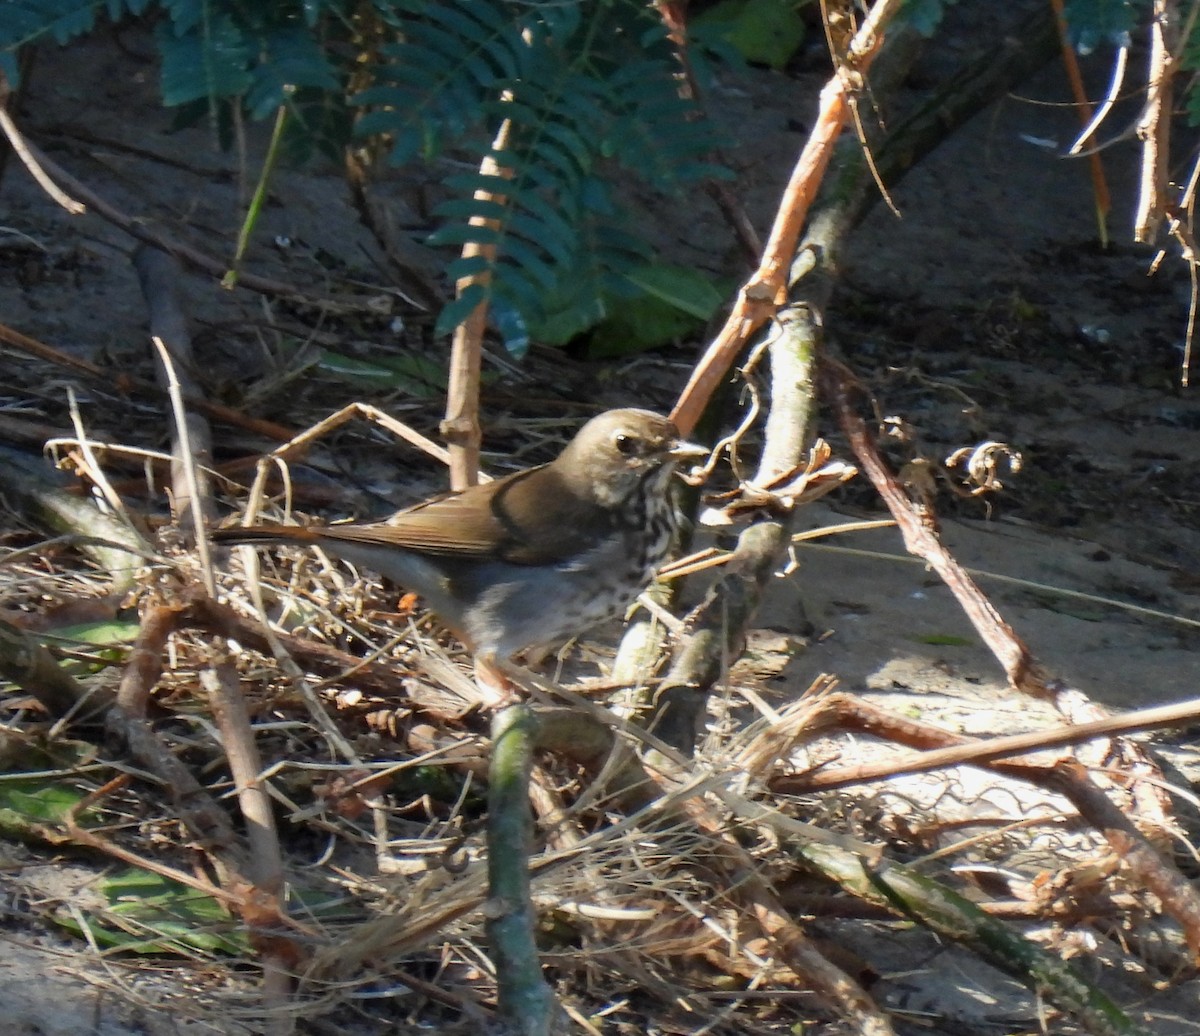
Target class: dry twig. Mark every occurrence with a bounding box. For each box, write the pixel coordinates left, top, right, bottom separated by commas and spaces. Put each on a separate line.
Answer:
670, 0, 906, 436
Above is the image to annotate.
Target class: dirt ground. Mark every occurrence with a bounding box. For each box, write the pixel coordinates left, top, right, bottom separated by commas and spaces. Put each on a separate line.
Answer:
3, 11, 1200, 1036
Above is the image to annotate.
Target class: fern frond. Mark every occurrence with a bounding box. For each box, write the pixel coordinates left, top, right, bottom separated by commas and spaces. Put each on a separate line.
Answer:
354, 0, 728, 349
244, 26, 340, 119
158, 0, 207, 37
157, 14, 253, 107
353, 2, 542, 161
1061, 0, 1149, 49
0, 0, 112, 54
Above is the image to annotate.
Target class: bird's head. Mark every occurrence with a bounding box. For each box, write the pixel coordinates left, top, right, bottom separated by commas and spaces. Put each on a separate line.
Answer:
555, 408, 707, 508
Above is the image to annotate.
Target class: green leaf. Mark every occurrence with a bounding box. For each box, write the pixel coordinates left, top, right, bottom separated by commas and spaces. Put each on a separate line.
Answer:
158, 16, 253, 106
427, 223, 500, 248
899, 0, 960, 37
0, 777, 88, 829
1063, 0, 1146, 52
623, 264, 725, 321
489, 295, 531, 357
692, 0, 806, 70
443, 171, 520, 197
528, 289, 607, 348
582, 264, 726, 357
434, 198, 511, 223
313, 349, 448, 397
497, 235, 560, 292
244, 28, 339, 120
0, 0, 107, 47
446, 254, 493, 281
586, 294, 699, 358
435, 283, 489, 337
37, 618, 139, 672
55, 868, 248, 956
39, 619, 140, 647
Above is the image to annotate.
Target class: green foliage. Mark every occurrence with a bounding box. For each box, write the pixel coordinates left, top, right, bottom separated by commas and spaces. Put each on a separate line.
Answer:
35, 617, 138, 674
0, 738, 99, 840
0, 776, 88, 829
0, 0, 111, 78
899, 0, 960, 37
0, 0, 126, 50
55, 868, 249, 955
903, 0, 1150, 45
692, 0, 807, 70
293, 342, 452, 397
1180, 12, 1200, 126
357, 0, 730, 354
0, 0, 732, 351
583, 264, 728, 358
52, 867, 356, 956
158, 20, 338, 115
0, 1, 347, 155
1063, 0, 1149, 51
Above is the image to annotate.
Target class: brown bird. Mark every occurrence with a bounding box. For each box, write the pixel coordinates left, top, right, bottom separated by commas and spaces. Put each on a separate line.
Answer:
213, 409, 705, 665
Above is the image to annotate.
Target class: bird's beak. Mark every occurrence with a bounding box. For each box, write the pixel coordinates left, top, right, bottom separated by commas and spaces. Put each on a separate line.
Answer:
669, 439, 709, 485
669, 439, 708, 462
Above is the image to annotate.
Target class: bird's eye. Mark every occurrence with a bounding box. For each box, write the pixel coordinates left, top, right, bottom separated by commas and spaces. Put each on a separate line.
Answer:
613, 432, 639, 456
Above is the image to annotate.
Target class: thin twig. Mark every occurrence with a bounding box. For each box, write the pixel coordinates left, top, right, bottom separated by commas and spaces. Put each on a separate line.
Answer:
200, 659, 297, 1029
1066, 40, 1128, 156
443, 118, 514, 490
65, 387, 129, 522
0, 319, 296, 443
778, 693, 1200, 793
151, 335, 215, 595
135, 246, 219, 536
0, 619, 109, 716
1049, 0, 1112, 243
670, 0, 906, 435
824, 359, 1045, 695
0, 74, 85, 214
1134, 0, 1177, 242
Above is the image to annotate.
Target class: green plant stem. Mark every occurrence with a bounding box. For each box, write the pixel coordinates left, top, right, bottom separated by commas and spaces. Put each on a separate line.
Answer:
647, 520, 790, 757
487, 703, 558, 1035
223, 104, 289, 290
792, 840, 1152, 1036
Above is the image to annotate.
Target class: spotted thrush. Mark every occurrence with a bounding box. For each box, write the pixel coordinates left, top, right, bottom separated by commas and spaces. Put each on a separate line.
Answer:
213, 409, 705, 665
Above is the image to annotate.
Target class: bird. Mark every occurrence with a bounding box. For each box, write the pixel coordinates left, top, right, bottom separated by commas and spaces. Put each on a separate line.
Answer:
212, 409, 706, 668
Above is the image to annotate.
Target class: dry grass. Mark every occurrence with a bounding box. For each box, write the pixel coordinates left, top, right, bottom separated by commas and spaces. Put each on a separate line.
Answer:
3, 366, 1200, 1035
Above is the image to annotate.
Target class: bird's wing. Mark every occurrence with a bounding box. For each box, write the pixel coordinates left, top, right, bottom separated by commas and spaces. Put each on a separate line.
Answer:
313, 464, 611, 566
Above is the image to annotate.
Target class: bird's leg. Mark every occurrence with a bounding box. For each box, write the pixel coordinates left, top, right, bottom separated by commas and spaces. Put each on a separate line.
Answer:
473, 653, 520, 707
